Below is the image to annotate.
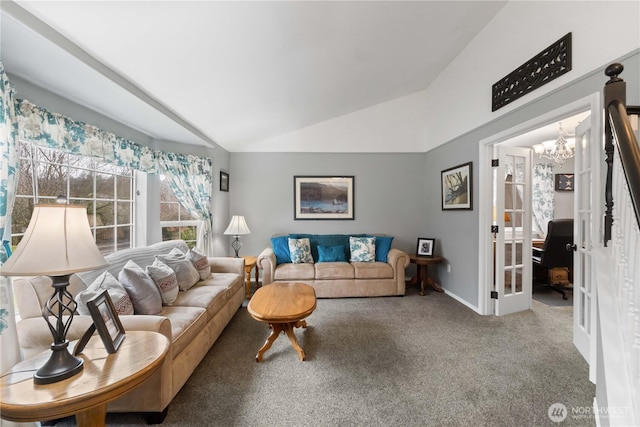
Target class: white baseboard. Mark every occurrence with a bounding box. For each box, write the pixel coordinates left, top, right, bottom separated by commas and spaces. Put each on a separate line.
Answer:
443, 288, 481, 314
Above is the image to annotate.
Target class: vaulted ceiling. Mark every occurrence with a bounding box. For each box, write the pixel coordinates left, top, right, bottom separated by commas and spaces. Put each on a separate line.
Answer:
1, 1, 507, 152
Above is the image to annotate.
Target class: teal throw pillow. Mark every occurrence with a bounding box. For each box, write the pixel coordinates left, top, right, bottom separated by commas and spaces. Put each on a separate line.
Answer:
349, 236, 376, 262
271, 236, 291, 265
317, 245, 346, 262
288, 238, 314, 264
372, 235, 394, 262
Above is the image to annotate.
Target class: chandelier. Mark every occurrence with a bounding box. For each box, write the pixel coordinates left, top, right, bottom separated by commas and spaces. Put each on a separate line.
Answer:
533, 123, 575, 164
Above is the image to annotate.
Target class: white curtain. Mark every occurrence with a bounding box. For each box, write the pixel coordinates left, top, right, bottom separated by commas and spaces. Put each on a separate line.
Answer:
532, 163, 555, 237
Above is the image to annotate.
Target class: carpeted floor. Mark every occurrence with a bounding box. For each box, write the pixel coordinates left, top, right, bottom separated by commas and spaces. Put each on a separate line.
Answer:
532, 284, 573, 307
55, 286, 594, 427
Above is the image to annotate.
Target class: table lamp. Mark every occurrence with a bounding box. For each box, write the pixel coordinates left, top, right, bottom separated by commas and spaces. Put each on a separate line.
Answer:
1, 203, 107, 384
223, 215, 251, 257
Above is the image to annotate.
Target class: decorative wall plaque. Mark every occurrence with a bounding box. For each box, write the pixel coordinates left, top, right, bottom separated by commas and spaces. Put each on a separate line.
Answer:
492, 33, 572, 111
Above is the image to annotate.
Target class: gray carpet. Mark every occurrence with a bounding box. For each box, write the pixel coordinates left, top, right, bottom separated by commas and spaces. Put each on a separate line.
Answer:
533, 285, 573, 307
57, 286, 594, 427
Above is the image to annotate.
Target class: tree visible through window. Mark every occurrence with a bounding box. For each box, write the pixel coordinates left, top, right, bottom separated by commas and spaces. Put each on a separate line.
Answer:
160, 176, 198, 248
12, 141, 134, 254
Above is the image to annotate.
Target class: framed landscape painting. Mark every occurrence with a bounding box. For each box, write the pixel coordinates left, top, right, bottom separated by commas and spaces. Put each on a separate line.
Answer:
294, 176, 354, 220
441, 162, 472, 210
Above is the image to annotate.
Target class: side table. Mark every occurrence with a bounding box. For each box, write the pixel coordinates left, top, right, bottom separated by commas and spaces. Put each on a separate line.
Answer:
243, 255, 259, 298
0, 331, 169, 427
409, 254, 445, 296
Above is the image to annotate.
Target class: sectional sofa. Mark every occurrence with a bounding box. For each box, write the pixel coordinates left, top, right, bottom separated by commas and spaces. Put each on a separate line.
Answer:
257, 234, 410, 298
12, 240, 244, 423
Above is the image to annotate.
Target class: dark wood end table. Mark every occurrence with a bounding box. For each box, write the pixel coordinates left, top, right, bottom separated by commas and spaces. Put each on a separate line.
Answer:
409, 254, 445, 296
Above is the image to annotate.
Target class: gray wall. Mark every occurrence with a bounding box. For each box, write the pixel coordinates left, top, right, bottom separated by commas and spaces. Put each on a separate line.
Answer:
229, 153, 427, 265
423, 51, 640, 307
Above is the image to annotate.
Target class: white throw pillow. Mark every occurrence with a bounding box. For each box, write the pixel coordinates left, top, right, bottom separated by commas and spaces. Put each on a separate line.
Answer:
146, 260, 179, 306
188, 247, 211, 280
75, 271, 134, 316
349, 236, 376, 262
156, 248, 200, 291
118, 260, 162, 315
288, 238, 314, 264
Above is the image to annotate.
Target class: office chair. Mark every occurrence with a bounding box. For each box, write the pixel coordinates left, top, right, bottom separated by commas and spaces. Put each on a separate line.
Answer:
532, 218, 574, 300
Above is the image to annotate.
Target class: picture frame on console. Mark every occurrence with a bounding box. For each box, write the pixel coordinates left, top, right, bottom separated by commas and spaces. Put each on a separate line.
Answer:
294, 175, 354, 220
416, 238, 435, 257
87, 290, 126, 354
441, 162, 472, 210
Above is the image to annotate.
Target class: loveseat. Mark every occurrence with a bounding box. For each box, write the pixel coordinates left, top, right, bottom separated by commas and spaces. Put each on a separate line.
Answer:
12, 240, 244, 423
257, 234, 409, 298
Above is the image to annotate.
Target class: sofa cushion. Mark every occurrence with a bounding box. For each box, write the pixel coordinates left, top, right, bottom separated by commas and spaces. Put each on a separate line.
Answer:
146, 260, 179, 306
118, 260, 163, 315
349, 236, 376, 262
274, 263, 315, 281
288, 238, 314, 264
156, 248, 200, 291
317, 245, 347, 262
159, 305, 208, 356
291, 234, 366, 261
188, 247, 211, 280
75, 271, 134, 316
372, 235, 394, 262
315, 262, 354, 279
172, 284, 228, 321
271, 236, 291, 265
352, 262, 394, 279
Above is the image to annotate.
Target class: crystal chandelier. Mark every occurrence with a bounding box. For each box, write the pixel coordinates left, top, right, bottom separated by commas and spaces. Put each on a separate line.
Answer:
533, 123, 575, 164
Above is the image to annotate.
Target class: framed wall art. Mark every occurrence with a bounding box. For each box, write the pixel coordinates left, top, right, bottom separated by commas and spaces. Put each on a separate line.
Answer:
555, 173, 574, 191
416, 238, 435, 257
294, 176, 354, 220
220, 171, 229, 192
441, 162, 472, 210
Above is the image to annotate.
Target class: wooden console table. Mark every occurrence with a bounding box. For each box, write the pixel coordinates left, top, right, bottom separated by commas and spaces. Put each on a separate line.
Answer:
409, 254, 445, 296
0, 331, 169, 427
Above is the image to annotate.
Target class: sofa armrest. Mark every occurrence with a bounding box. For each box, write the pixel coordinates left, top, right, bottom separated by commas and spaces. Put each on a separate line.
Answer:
257, 248, 276, 285
387, 248, 410, 276
208, 257, 244, 276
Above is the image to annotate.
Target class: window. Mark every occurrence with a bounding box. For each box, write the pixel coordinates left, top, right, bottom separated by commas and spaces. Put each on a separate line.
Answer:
160, 176, 198, 248
12, 141, 134, 254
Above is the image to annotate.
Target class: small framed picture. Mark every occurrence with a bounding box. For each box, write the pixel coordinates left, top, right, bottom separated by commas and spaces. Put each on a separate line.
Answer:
87, 290, 126, 353
416, 238, 435, 257
441, 162, 472, 210
555, 173, 574, 191
220, 171, 229, 192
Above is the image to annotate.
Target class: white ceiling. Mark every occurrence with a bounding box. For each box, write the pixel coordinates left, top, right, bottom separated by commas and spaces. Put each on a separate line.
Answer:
1, 1, 509, 152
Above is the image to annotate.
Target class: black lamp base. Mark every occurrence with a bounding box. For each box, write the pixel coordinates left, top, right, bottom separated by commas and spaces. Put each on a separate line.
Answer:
34, 341, 83, 384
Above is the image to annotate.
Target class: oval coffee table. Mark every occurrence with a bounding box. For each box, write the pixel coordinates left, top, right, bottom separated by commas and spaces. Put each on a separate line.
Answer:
247, 282, 316, 362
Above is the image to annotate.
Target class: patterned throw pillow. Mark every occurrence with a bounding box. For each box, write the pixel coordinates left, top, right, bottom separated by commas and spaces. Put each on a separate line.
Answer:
188, 247, 211, 280
156, 248, 200, 291
349, 236, 376, 262
288, 238, 314, 264
118, 260, 163, 315
75, 271, 134, 316
146, 260, 179, 306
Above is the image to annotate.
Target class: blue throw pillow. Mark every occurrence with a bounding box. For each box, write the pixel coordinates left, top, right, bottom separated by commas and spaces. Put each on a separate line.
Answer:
317, 245, 346, 262
271, 236, 291, 265
372, 236, 394, 262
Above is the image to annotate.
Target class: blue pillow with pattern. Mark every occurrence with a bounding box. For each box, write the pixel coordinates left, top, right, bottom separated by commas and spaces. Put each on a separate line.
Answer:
349, 236, 376, 262
317, 245, 346, 262
288, 238, 314, 264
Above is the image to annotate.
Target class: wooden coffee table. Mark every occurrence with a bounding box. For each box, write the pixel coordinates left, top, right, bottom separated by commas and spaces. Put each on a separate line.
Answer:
247, 282, 316, 362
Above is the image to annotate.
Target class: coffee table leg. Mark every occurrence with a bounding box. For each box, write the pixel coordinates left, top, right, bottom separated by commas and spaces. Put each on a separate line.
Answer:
256, 323, 283, 362
284, 322, 306, 361
75, 403, 107, 427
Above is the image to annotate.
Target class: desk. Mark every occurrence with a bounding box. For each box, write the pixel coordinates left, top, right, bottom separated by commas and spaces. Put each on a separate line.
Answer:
0, 331, 169, 427
409, 255, 445, 296
243, 255, 259, 298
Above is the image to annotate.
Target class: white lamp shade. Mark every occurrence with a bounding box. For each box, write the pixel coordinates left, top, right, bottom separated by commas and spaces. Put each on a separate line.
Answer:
1, 204, 108, 276
223, 215, 251, 235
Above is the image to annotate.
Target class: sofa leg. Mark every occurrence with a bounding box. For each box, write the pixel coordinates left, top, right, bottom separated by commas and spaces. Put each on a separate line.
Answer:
145, 407, 169, 424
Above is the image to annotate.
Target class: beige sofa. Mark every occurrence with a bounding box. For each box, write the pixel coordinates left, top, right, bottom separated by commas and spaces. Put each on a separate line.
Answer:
13, 240, 244, 423
257, 234, 410, 298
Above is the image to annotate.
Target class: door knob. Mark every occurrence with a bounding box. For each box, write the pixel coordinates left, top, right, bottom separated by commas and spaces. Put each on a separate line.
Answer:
566, 244, 577, 252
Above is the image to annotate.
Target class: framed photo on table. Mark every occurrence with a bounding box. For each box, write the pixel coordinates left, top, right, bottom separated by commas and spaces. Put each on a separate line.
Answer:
416, 238, 435, 257
294, 176, 354, 220
441, 162, 472, 210
87, 290, 126, 353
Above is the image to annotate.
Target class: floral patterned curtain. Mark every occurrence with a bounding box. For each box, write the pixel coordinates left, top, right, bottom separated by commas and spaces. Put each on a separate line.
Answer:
0, 63, 22, 373
13, 97, 214, 253
532, 163, 554, 237
158, 153, 213, 254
